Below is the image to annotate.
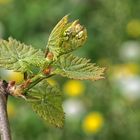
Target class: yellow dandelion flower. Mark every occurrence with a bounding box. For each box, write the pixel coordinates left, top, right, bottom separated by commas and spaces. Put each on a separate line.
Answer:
7, 102, 16, 118
8, 70, 24, 84
127, 19, 140, 38
82, 112, 104, 134
63, 80, 85, 97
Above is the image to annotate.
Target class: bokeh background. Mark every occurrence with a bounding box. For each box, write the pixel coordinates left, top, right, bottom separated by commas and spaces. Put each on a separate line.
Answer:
0, 0, 140, 140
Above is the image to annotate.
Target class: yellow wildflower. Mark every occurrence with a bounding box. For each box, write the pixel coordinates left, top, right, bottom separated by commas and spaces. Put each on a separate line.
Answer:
82, 112, 104, 134
8, 70, 24, 84
112, 63, 139, 79
63, 80, 85, 97
127, 19, 140, 38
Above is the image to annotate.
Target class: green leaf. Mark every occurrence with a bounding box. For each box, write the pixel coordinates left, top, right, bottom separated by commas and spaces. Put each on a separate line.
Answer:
46, 15, 68, 58
0, 38, 46, 72
46, 15, 87, 59
26, 80, 64, 128
53, 54, 105, 81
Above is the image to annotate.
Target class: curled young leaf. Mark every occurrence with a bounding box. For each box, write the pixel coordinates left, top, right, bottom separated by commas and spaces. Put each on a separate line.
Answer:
46, 15, 87, 60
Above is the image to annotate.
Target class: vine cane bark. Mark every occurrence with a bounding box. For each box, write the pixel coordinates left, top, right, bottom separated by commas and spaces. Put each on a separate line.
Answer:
0, 81, 11, 140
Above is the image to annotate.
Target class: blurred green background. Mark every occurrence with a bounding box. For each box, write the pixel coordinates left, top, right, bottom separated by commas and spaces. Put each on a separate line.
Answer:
0, 0, 140, 140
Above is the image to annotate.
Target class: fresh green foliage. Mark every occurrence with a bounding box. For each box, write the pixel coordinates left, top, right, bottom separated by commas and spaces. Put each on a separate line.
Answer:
0, 38, 45, 73
27, 80, 64, 128
47, 15, 87, 60
0, 15, 104, 128
53, 54, 105, 81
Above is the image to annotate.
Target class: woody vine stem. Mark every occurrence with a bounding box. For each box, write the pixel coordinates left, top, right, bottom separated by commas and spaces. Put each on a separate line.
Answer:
0, 80, 11, 140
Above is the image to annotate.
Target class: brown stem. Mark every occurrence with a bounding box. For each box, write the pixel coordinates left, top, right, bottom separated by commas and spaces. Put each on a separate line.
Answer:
0, 81, 11, 140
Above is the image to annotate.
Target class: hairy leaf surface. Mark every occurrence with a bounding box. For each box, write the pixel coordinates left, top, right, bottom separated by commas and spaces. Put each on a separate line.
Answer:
46, 15, 87, 59
26, 80, 64, 128
53, 54, 105, 81
46, 15, 68, 58
0, 38, 46, 72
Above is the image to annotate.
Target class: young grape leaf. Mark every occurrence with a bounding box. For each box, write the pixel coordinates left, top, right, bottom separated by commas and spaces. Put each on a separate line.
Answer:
46, 15, 87, 59
0, 38, 46, 73
26, 80, 64, 128
53, 54, 105, 81
46, 15, 68, 58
